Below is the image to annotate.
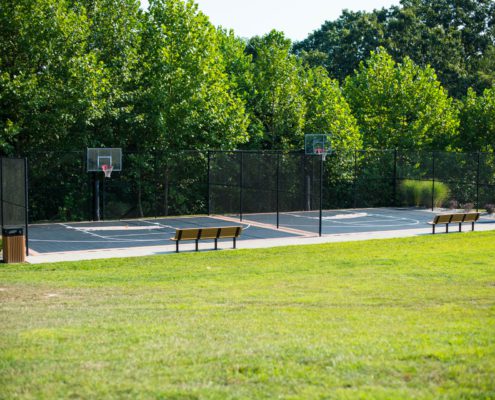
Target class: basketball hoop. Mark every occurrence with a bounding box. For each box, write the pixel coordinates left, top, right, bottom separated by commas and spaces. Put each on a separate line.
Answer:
305, 134, 332, 161
315, 147, 327, 161
101, 164, 114, 178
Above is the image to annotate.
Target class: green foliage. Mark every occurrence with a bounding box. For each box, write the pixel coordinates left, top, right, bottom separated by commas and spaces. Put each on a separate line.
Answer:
343, 49, 459, 150
303, 67, 362, 152
244, 30, 306, 149
399, 179, 450, 207
459, 87, 495, 152
294, 0, 495, 97
294, 9, 387, 82
0, 0, 108, 154
140, 0, 248, 151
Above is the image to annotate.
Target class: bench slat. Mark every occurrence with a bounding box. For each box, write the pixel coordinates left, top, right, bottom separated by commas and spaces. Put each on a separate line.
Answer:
449, 214, 464, 223
200, 227, 221, 239
463, 212, 480, 222
219, 226, 242, 238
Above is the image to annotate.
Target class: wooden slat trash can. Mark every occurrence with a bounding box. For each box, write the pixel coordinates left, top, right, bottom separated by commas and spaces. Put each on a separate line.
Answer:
2, 227, 26, 263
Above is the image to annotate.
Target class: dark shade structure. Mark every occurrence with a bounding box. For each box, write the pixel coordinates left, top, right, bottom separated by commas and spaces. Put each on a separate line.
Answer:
0, 157, 29, 255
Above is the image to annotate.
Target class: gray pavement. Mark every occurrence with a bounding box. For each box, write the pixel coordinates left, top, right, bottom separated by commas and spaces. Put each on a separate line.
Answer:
23, 209, 495, 264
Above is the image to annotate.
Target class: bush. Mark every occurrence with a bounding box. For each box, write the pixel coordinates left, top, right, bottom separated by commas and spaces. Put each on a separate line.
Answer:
463, 202, 474, 212
399, 179, 450, 208
448, 199, 459, 210
485, 204, 495, 214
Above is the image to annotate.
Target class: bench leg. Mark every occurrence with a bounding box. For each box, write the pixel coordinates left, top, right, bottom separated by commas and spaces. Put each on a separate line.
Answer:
215, 238, 218, 250
459, 223, 462, 232
233, 237, 236, 249
472, 222, 475, 231
176, 241, 179, 253
446, 224, 449, 233
432, 225, 435, 234
195, 239, 199, 251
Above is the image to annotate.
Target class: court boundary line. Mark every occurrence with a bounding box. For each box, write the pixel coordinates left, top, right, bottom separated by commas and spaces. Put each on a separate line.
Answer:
212, 215, 315, 237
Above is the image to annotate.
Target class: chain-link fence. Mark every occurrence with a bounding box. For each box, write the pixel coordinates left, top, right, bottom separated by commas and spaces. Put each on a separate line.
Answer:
209, 149, 495, 235
24, 150, 495, 230
27, 150, 209, 223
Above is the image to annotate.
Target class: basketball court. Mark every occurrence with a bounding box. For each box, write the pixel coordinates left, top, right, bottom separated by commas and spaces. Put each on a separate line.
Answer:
28, 215, 304, 254
6, 143, 495, 263
27, 208, 495, 260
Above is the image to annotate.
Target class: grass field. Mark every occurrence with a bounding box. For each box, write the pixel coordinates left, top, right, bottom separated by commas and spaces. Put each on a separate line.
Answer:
1, 232, 495, 399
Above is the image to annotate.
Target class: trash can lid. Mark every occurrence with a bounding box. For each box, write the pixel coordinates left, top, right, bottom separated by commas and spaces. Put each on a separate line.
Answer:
2, 227, 24, 236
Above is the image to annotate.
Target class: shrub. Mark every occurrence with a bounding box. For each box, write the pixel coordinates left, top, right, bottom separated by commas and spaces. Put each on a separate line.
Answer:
448, 199, 459, 209
463, 202, 474, 212
484, 204, 495, 214
399, 179, 450, 208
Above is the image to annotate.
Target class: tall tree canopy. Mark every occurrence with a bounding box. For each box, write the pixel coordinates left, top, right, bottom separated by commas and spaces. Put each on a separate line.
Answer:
2, 0, 493, 157
459, 87, 495, 152
294, 0, 495, 97
343, 49, 459, 150
303, 67, 362, 152
0, 0, 108, 154
137, 0, 249, 151
244, 30, 306, 149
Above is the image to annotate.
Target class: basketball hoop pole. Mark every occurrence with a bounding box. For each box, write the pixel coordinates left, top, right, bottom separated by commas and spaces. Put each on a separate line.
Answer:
93, 172, 100, 221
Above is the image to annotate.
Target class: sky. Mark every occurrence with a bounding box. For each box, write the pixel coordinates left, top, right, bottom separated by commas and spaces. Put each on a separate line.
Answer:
140, 0, 401, 41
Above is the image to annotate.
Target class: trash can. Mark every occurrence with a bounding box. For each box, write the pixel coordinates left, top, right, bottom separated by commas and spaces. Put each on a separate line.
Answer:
2, 227, 26, 263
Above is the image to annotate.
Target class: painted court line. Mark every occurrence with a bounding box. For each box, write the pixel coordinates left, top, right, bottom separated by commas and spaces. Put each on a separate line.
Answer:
213, 214, 314, 237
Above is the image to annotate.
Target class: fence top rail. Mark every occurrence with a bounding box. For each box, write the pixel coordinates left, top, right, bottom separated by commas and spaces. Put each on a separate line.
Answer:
12, 149, 495, 157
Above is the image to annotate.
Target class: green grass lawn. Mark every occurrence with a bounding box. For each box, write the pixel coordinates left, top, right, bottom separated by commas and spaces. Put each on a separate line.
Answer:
1, 232, 495, 399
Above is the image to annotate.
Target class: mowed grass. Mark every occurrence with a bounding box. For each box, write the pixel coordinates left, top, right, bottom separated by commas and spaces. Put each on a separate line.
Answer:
1, 232, 495, 399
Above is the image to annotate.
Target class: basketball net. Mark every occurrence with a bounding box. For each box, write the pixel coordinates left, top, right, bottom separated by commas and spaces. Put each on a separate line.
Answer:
101, 164, 114, 178
315, 147, 327, 161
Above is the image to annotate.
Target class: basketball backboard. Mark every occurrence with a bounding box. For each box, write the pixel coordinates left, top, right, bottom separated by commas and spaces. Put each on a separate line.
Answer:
304, 134, 332, 157
87, 148, 122, 172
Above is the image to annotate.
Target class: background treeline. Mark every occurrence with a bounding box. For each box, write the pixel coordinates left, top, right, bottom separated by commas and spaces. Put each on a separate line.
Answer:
1, 0, 495, 159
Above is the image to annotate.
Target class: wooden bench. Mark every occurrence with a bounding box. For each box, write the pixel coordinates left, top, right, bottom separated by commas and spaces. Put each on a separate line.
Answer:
171, 226, 242, 252
428, 212, 480, 234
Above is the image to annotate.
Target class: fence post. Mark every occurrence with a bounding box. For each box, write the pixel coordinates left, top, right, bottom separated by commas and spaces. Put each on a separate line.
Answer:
239, 151, 243, 221
302, 153, 308, 210
393, 149, 398, 206
24, 158, 29, 256
319, 154, 323, 237
154, 151, 158, 218
207, 150, 211, 216
476, 152, 480, 212
353, 149, 358, 208
431, 151, 436, 211
276, 152, 280, 229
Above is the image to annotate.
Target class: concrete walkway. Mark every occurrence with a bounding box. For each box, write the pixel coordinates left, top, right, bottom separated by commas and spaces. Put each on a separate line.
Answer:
25, 221, 495, 264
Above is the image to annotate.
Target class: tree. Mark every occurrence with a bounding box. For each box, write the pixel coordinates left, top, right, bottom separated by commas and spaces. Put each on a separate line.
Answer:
387, 0, 495, 97
343, 48, 459, 150
245, 30, 306, 149
294, 0, 495, 98
0, 0, 107, 155
72, 0, 145, 148
138, 0, 248, 151
303, 67, 361, 152
459, 87, 495, 152
294, 9, 388, 82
